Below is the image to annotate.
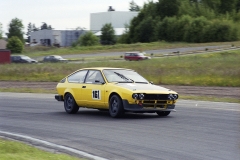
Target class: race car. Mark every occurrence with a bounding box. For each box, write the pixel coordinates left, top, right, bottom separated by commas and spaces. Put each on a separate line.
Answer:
55, 67, 178, 118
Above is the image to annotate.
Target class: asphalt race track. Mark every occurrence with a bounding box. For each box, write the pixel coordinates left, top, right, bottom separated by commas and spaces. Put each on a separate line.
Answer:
0, 92, 239, 160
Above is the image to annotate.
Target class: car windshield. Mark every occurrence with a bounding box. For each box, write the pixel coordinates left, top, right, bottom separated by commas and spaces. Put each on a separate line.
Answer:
21, 56, 31, 60
103, 69, 149, 83
137, 53, 145, 56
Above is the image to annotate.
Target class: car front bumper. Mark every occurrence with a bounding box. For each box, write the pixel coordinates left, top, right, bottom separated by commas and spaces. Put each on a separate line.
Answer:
55, 95, 64, 101
122, 100, 176, 112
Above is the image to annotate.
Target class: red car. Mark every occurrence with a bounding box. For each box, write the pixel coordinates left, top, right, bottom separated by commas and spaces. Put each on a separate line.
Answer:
124, 52, 151, 61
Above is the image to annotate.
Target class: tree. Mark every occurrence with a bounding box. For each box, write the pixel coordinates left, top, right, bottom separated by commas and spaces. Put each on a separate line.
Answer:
0, 23, 3, 39
129, 0, 141, 11
77, 31, 99, 46
6, 36, 24, 53
201, 0, 221, 11
100, 23, 116, 45
6, 18, 24, 43
40, 22, 53, 30
32, 24, 39, 31
117, 24, 131, 44
41, 22, 48, 30
157, 0, 180, 19
237, 0, 240, 12
219, 0, 237, 14
26, 23, 32, 43
134, 16, 157, 42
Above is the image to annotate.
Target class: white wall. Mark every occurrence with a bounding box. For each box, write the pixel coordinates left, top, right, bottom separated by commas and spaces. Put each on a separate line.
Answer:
30, 30, 57, 45
90, 11, 138, 31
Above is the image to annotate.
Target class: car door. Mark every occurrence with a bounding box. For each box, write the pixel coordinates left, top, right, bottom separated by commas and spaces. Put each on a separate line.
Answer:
82, 70, 106, 109
67, 70, 88, 106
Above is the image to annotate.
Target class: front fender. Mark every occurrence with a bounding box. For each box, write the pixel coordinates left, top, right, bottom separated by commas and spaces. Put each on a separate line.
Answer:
63, 88, 75, 99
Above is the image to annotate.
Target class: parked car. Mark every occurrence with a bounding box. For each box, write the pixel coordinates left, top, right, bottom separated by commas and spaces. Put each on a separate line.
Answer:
11, 55, 38, 63
124, 52, 151, 61
55, 67, 178, 118
43, 55, 68, 63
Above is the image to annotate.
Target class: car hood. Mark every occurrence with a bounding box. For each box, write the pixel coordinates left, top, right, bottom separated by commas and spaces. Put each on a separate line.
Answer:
113, 83, 176, 93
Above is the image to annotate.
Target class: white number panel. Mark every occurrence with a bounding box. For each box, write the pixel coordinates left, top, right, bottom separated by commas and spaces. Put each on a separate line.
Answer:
92, 90, 101, 100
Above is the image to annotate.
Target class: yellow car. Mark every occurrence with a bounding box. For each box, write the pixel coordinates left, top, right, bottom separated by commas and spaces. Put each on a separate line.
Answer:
55, 67, 178, 118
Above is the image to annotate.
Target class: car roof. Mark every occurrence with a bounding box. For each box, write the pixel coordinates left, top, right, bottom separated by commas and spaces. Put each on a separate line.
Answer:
11, 55, 28, 57
77, 67, 133, 71
44, 55, 61, 57
125, 52, 141, 54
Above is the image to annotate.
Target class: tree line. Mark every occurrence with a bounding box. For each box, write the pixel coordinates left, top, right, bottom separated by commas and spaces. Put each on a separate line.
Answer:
119, 0, 240, 43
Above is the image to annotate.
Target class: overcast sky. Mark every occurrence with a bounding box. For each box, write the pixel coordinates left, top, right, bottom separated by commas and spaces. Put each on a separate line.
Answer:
1, 0, 155, 36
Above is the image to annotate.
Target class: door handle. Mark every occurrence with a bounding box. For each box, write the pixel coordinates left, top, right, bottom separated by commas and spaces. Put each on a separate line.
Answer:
82, 86, 86, 88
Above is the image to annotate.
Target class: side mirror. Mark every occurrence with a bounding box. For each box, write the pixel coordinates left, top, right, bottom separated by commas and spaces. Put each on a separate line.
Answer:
149, 81, 154, 84
95, 80, 105, 84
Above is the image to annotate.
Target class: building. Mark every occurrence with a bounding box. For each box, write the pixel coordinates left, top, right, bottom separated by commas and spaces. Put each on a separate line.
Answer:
30, 29, 86, 47
0, 39, 7, 49
0, 49, 11, 64
29, 8, 138, 46
90, 8, 138, 36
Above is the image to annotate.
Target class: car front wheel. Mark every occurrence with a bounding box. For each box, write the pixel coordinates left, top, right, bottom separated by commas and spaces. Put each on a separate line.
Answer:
109, 95, 124, 118
156, 111, 171, 116
64, 93, 79, 114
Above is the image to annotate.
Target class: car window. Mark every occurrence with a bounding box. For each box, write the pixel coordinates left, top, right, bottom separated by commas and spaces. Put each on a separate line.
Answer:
137, 53, 144, 56
21, 56, 31, 60
103, 69, 148, 83
54, 56, 63, 59
85, 70, 104, 84
11, 56, 18, 60
68, 70, 88, 83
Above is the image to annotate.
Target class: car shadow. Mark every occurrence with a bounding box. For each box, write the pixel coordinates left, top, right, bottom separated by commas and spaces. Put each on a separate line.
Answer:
51, 109, 173, 120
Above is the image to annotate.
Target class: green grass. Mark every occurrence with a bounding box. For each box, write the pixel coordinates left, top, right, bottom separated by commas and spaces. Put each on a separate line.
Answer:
1, 50, 240, 87
180, 95, 240, 103
0, 88, 56, 94
23, 41, 239, 58
0, 138, 86, 160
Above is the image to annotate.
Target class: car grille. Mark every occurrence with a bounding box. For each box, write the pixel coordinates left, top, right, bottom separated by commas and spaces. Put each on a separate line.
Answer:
144, 94, 169, 100
140, 94, 173, 109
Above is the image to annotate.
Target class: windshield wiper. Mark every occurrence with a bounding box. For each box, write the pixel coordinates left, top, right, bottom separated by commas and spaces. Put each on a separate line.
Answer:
114, 72, 134, 83
135, 82, 148, 84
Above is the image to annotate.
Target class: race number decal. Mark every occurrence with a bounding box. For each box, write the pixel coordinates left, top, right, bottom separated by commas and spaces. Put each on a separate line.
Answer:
92, 90, 101, 100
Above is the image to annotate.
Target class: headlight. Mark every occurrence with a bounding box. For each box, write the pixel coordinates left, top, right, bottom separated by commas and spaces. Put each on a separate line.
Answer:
139, 93, 144, 99
168, 94, 178, 100
132, 93, 138, 99
132, 93, 145, 100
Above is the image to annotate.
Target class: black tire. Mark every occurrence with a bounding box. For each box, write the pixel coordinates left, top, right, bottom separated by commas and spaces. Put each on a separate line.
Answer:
109, 95, 124, 118
64, 93, 79, 114
156, 111, 171, 116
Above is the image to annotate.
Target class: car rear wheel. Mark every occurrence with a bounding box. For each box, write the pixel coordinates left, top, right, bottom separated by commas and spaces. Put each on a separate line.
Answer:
109, 95, 124, 118
156, 111, 171, 116
64, 93, 79, 114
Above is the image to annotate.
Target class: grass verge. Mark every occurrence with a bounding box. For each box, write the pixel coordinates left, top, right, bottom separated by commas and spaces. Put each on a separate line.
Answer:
1, 50, 240, 87
0, 138, 86, 160
180, 95, 240, 103
23, 41, 239, 57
